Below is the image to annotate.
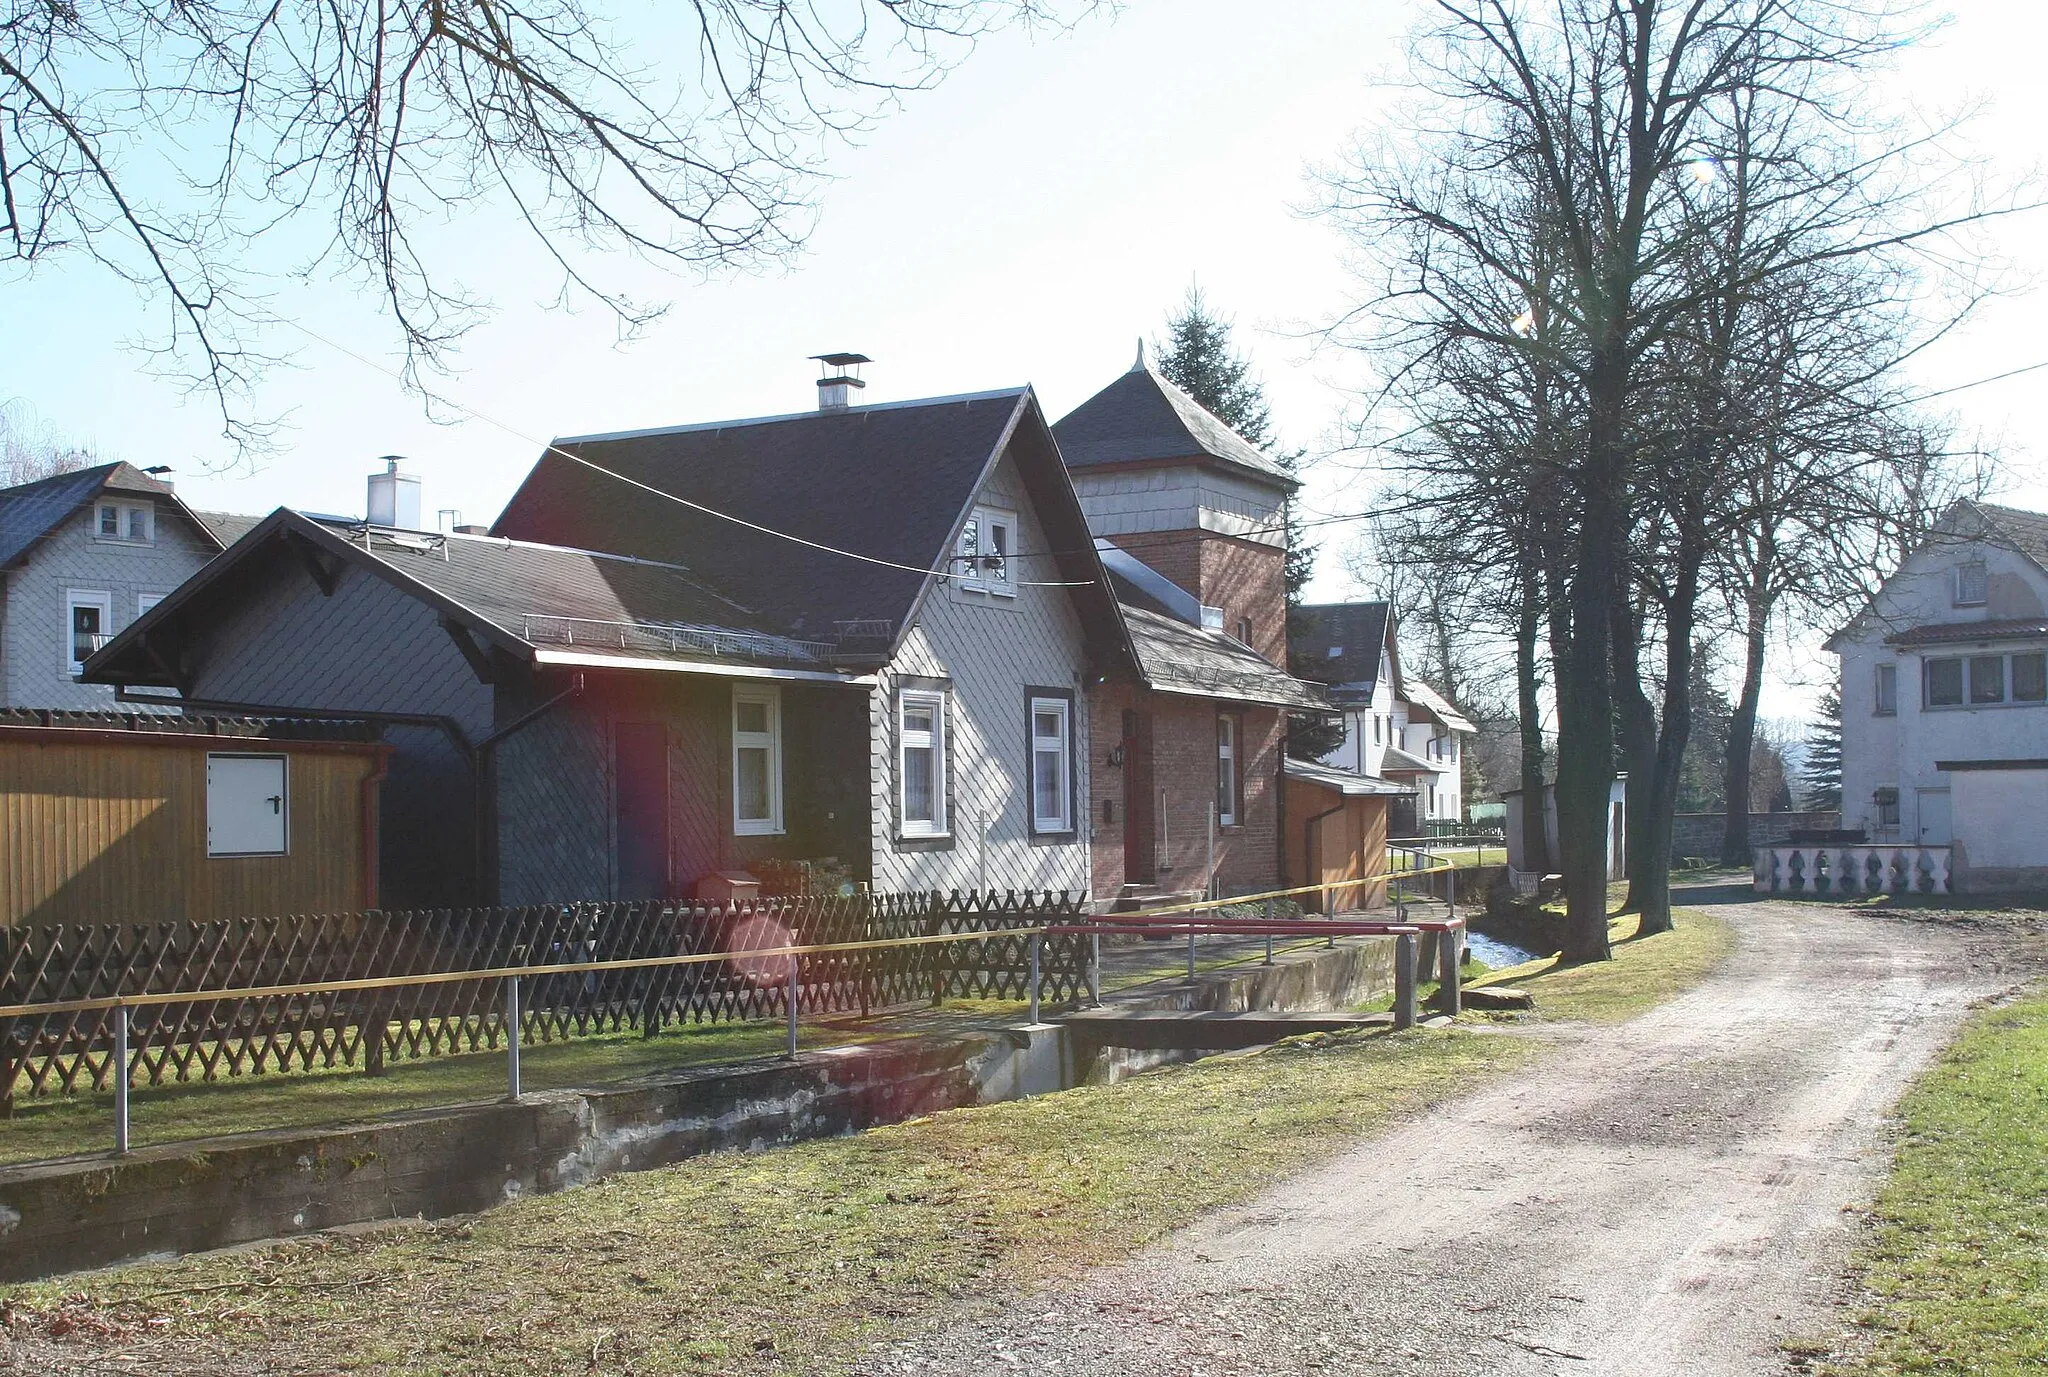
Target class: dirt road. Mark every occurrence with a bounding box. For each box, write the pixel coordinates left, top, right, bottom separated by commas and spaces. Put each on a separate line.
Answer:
870, 888, 2033, 1376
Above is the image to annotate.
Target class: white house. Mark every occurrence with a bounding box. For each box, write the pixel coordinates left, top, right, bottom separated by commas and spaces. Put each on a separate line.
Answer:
1293, 601, 1476, 829
1825, 499, 2048, 892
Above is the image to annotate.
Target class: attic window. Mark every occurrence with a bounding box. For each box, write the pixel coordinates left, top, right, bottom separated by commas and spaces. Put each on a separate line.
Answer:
1955, 560, 1988, 606
1326, 645, 1344, 658
94, 501, 153, 544
955, 508, 1015, 597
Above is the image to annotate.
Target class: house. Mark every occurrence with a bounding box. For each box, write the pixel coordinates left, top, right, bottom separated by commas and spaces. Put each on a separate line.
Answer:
1290, 601, 1476, 831
1051, 354, 1330, 904
0, 709, 387, 926
0, 463, 225, 710
87, 372, 1131, 908
1825, 499, 2048, 891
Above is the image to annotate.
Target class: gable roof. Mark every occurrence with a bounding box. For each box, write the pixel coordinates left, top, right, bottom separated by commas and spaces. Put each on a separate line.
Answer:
1824, 499, 2048, 651
489, 389, 1129, 672
1292, 602, 1392, 689
1051, 361, 1298, 488
1403, 678, 1476, 733
0, 462, 223, 569
1967, 501, 2048, 571
1122, 605, 1327, 712
87, 510, 874, 691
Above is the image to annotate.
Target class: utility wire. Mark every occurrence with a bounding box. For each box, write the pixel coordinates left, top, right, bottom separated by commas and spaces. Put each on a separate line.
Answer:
263, 315, 1099, 588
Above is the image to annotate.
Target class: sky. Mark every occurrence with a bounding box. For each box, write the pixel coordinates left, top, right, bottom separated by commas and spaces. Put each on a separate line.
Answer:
6, 0, 2048, 724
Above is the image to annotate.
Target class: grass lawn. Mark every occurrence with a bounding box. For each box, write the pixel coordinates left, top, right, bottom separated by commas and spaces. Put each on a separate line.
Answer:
1803, 989, 2048, 1376
1471, 908, 1738, 1022
0, 1021, 866, 1167
1, 904, 1732, 1377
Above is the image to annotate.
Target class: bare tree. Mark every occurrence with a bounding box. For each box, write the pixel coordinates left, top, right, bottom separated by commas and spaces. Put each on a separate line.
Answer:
1319, 0, 2020, 958
2, 0, 1091, 450
0, 401, 96, 485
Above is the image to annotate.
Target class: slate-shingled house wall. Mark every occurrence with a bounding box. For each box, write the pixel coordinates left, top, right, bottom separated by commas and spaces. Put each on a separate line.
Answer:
871, 451, 1093, 895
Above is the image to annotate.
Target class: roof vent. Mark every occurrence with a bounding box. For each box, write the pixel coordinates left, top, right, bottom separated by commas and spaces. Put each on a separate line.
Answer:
367, 455, 421, 529
811, 352, 870, 410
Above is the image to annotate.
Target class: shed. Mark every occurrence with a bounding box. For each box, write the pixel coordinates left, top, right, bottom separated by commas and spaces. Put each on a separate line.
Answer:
1283, 759, 1411, 913
0, 711, 389, 926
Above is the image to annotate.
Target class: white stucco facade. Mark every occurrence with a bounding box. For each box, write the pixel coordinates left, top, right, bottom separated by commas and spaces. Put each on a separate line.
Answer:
1312, 626, 1472, 824
1830, 503, 2048, 889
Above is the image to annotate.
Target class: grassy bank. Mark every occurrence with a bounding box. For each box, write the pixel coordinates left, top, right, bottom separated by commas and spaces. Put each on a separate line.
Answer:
1809, 989, 2048, 1376
1, 907, 1733, 1377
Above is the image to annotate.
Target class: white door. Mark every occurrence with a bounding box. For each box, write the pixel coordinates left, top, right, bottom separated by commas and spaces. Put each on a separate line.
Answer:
207, 754, 289, 855
1916, 788, 1952, 846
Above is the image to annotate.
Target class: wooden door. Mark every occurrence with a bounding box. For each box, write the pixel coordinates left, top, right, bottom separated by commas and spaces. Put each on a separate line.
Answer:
1122, 709, 1155, 884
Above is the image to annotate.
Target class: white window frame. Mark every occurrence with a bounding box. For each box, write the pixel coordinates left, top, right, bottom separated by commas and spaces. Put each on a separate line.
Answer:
955, 506, 1017, 597
138, 592, 167, 617
1029, 695, 1073, 835
1216, 713, 1239, 827
93, 501, 153, 545
1954, 560, 1988, 607
898, 689, 949, 838
63, 588, 113, 676
731, 686, 784, 836
1874, 662, 1898, 716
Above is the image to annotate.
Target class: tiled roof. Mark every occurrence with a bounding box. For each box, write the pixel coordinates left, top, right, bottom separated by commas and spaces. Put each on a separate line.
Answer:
1122, 604, 1327, 711
1052, 363, 1297, 487
196, 510, 265, 546
492, 390, 1035, 642
1888, 617, 2048, 647
1972, 501, 2048, 569
1292, 602, 1391, 689
1284, 757, 1415, 797
1403, 678, 1476, 733
0, 462, 220, 569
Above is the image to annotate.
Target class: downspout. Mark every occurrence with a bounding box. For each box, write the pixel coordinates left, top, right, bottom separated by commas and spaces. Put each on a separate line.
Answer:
471, 673, 586, 905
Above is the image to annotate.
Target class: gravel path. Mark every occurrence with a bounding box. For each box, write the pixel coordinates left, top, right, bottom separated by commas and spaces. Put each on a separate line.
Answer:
870, 889, 2032, 1377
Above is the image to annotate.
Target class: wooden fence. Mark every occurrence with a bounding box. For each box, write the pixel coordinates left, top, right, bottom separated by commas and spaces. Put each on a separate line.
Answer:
0, 891, 1088, 1109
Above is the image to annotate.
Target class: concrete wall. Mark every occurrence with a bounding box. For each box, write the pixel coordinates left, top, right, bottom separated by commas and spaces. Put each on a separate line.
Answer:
871, 448, 1094, 896
1, 498, 218, 711
1951, 767, 2048, 890
1669, 810, 1841, 858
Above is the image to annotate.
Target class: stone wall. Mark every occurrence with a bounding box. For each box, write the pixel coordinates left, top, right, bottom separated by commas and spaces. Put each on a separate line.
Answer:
1669, 810, 1841, 859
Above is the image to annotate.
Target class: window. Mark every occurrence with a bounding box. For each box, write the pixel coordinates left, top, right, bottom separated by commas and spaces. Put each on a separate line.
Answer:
1236, 617, 1253, 647
1874, 663, 1897, 716
138, 593, 165, 617
2015, 653, 2047, 703
207, 754, 288, 856
64, 590, 111, 675
94, 502, 152, 543
1372, 714, 1382, 745
1029, 695, 1073, 834
731, 687, 783, 835
1955, 560, 1988, 606
955, 507, 1016, 596
1216, 714, 1239, 826
1925, 657, 1963, 708
1969, 655, 2006, 704
1874, 786, 1901, 830
898, 690, 948, 837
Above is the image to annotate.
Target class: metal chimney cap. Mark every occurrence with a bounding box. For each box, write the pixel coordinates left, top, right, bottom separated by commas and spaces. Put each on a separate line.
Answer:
809, 352, 871, 368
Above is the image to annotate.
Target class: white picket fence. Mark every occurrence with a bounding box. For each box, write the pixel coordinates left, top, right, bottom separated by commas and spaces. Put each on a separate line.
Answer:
1752, 845, 1951, 896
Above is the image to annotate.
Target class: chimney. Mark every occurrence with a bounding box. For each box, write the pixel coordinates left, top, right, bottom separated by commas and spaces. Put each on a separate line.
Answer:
810, 352, 870, 410
367, 455, 422, 529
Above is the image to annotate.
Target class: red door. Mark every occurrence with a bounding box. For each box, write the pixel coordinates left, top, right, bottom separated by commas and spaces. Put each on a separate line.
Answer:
1122, 710, 1155, 884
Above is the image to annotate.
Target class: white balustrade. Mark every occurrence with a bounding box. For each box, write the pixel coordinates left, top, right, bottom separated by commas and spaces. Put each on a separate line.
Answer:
1752, 845, 1950, 896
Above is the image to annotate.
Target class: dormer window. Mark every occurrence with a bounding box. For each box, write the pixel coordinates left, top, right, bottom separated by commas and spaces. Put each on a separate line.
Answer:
955, 507, 1015, 597
1955, 560, 1988, 606
95, 501, 153, 544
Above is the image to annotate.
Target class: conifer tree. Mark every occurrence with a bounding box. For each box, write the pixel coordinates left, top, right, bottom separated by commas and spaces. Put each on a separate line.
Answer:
1801, 689, 1844, 811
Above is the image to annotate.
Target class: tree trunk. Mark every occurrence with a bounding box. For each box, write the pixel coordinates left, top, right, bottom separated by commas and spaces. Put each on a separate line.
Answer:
1721, 556, 1773, 865
1611, 593, 1659, 915
1516, 553, 1551, 875
1637, 537, 1706, 936
1554, 426, 1621, 964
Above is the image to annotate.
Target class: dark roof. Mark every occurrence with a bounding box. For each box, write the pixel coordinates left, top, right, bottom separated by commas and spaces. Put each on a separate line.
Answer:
1052, 363, 1297, 488
0, 707, 380, 742
1123, 605, 1327, 711
196, 510, 265, 546
1888, 617, 2048, 647
1971, 501, 2048, 569
1285, 758, 1415, 797
0, 462, 218, 569
89, 510, 873, 689
1292, 602, 1392, 689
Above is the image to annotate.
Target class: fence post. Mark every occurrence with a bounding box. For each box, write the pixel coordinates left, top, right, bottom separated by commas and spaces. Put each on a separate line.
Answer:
113, 1003, 131, 1156
1186, 930, 1196, 982
1393, 933, 1416, 1031
1089, 931, 1102, 1008
1028, 933, 1042, 1025
1438, 927, 1463, 1017
1448, 863, 1458, 920
504, 976, 522, 1101
1263, 898, 1274, 966
786, 952, 801, 1059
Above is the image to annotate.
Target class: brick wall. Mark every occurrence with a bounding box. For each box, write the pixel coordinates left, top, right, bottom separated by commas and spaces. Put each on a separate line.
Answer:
1111, 531, 1288, 665
1086, 683, 1282, 899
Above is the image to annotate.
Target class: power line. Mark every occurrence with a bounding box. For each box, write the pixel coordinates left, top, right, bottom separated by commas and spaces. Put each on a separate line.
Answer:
262, 315, 1099, 588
